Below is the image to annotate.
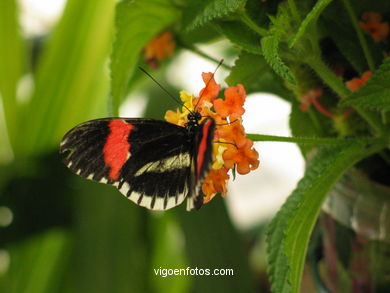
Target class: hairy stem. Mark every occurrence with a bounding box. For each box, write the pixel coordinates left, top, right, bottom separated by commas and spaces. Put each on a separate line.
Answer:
239, 11, 268, 37
247, 134, 383, 145
342, 0, 375, 71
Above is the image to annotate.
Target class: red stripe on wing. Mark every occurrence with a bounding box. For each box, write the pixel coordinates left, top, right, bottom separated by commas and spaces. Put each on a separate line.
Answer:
196, 119, 213, 178
103, 120, 135, 180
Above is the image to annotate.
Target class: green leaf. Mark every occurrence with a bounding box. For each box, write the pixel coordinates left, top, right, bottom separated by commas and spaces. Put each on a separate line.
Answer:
110, 0, 179, 115
0, 0, 24, 150
289, 0, 334, 48
179, 23, 221, 44
2, 229, 71, 293
267, 141, 384, 293
321, 1, 383, 74
72, 181, 151, 293
225, 52, 291, 99
19, 0, 115, 156
182, 0, 247, 31
341, 57, 390, 111
261, 35, 296, 84
321, 15, 367, 74
218, 21, 262, 55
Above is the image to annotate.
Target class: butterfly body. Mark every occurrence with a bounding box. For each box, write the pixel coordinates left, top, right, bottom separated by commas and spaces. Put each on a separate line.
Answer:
60, 116, 215, 211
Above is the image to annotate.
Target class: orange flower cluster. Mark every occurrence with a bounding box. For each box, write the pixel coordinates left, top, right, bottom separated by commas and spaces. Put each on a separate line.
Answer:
359, 12, 389, 42
345, 71, 372, 92
165, 73, 259, 203
144, 32, 175, 68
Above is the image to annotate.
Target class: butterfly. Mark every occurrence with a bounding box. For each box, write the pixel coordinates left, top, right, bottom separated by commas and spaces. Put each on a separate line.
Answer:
60, 106, 215, 212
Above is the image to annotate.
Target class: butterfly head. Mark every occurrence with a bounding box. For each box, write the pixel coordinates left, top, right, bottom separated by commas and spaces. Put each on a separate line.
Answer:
187, 111, 202, 126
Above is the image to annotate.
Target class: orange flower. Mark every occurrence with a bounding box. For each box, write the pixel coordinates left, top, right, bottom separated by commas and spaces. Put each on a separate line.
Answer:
217, 117, 246, 148
345, 71, 372, 92
198, 72, 221, 103
359, 12, 389, 42
164, 72, 259, 203
202, 168, 230, 203
144, 32, 175, 68
223, 138, 259, 175
213, 84, 246, 118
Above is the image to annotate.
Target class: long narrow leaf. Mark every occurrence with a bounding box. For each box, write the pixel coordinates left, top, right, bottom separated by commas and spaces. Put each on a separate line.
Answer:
176, 197, 255, 293
289, 0, 334, 48
0, 0, 24, 151
19, 0, 115, 156
110, 0, 179, 116
267, 141, 385, 293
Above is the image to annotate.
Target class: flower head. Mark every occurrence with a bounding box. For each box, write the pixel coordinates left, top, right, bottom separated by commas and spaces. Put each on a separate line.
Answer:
144, 32, 175, 68
198, 72, 221, 103
213, 84, 246, 118
359, 12, 389, 42
164, 72, 259, 202
223, 138, 259, 175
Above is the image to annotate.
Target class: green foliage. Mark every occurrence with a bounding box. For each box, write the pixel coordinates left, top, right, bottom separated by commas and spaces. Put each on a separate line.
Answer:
267, 141, 385, 293
1, 229, 71, 293
2, 0, 390, 292
176, 197, 255, 293
111, 0, 179, 115
182, 0, 247, 31
342, 57, 390, 111
289, 0, 334, 48
289, 103, 320, 156
218, 21, 262, 54
261, 34, 296, 84
226, 52, 291, 99
0, 0, 24, 149
18, 0, 115, 156
321, 11, 368, 74
72, 181, 152, 293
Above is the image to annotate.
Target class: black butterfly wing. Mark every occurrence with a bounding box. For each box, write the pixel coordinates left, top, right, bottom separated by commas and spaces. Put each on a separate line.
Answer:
60, 118, 214, 211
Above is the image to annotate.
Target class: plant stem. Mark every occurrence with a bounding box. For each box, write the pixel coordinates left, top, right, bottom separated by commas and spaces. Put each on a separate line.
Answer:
342, 0, 375, 71
306, 57, 350, 98
239, 12, 268, 36
247, 133, 383, 145
179, 42, 231, 70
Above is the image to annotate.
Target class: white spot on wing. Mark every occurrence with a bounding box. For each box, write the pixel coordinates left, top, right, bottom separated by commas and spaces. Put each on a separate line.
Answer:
186, 198, 194, 211
117, 181, 130, 195
87, 173, 94, 180
128, 191, 140, 203
138, 194, 152, 209
134, 153, 190, 176
153, 197, 165, 210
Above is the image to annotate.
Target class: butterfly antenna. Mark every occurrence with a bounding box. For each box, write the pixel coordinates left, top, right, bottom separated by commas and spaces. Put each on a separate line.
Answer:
194, 59, 224, 111
138, 67, 192, 112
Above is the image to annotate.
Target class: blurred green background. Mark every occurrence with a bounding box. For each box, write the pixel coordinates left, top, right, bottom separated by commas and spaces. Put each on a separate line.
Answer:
0, 0, 270, 292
